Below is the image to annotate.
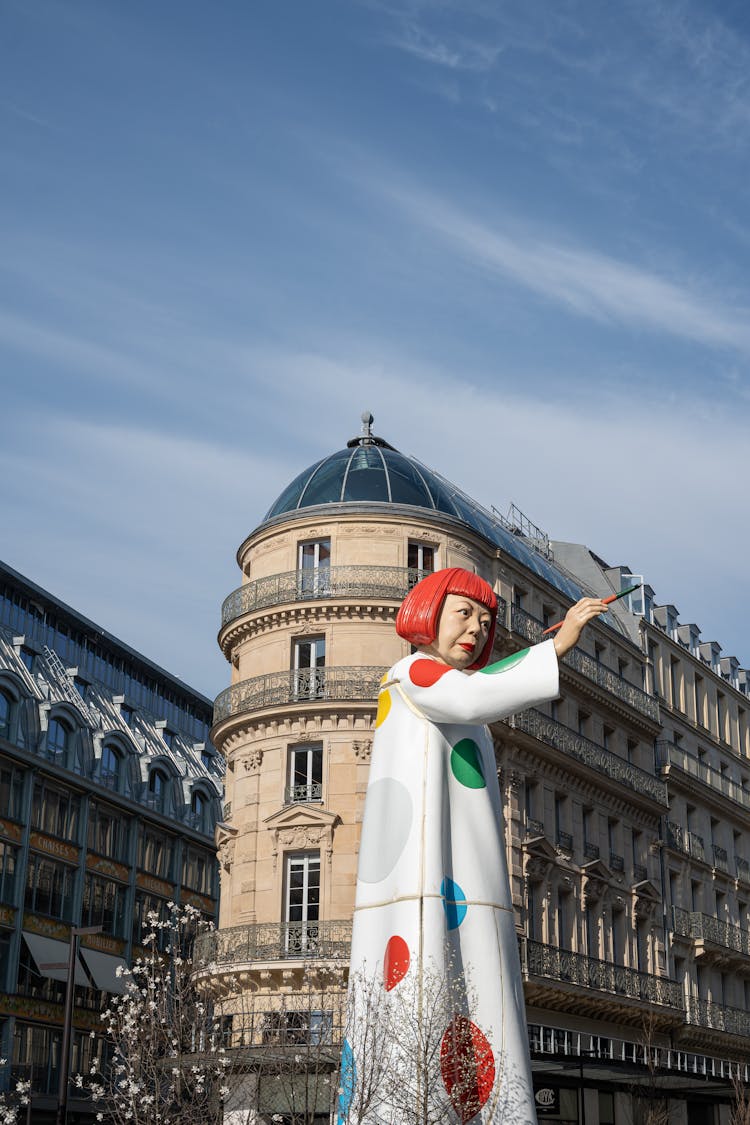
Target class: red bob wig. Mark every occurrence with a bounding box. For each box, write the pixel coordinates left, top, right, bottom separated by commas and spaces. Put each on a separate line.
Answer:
395, 567, 498, 670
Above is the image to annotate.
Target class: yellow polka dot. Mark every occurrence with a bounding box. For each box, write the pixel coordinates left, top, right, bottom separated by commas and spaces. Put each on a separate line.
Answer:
375, 689, 392, 728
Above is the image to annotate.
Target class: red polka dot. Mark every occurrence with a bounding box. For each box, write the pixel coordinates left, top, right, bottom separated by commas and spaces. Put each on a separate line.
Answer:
383, 935, 410, 991
440, 1016, 495, 1123
409, 660, 452, 688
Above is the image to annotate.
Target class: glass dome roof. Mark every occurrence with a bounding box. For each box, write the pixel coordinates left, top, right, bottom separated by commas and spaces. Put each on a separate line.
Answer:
262, 419, 585, 604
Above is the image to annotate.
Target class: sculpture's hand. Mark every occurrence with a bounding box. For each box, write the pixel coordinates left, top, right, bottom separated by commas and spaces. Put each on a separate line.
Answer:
552, 598, 608, 658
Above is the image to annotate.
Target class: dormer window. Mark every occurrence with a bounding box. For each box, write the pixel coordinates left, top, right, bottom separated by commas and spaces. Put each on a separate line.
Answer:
0, 691, 11, 741
47, 718, 70, 763
100, 744, 121, 791
148, 768, 168, 812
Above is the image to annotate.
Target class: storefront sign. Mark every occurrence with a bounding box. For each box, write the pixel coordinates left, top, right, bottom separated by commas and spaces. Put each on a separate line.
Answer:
136, 872, 173, 897
81, 931, 126, 956
29, 831, 79, 864
535, 1086, 560, 1114
0, 818, 23, 844
86, 853, 129, 882
181, 889, 215, 913
0, 905, 17, 928
0, 993, 100, 1029
23, 913, 71, 941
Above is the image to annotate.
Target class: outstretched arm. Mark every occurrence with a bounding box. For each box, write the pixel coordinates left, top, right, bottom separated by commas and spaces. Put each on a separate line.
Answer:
395, 639, 560, 725
393, 597, 607, 725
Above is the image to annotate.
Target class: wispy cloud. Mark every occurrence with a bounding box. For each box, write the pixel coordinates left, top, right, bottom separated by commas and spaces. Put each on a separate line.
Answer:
384, 21, 501, 72
358, 175, 750, 353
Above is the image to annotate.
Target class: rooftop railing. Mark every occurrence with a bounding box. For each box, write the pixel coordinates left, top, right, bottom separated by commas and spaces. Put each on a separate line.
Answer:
213, 667, 386, 725
194, 920, 353, 970
520, 938, 683, 1009
509, 606, 659, 722
505, 708, 668, 806
221, 567, 434, 628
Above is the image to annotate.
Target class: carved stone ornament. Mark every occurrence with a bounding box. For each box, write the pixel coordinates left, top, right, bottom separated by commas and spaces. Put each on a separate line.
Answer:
507, 770, 524, 793
215, 823, 239, 872
352, 739, 372, 762
243, 749, 264, 772
264, 804, 340, 869
583, 877, 606, 902
525, 856, 552, 883
635, 897, 658, 921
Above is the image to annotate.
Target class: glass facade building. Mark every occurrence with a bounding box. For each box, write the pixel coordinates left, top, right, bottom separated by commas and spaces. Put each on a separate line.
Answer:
0, 560, 222, 1122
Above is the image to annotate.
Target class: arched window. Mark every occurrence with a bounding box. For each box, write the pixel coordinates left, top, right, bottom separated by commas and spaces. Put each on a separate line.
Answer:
0, 690, 11, 740
148, 768, 168, 812
47, 718, 70, 762
101, 745, 121, 790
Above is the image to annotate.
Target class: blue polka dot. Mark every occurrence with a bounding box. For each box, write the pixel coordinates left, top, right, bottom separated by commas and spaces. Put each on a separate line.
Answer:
337, 1038, 356, 1124
441, 877, 468, 929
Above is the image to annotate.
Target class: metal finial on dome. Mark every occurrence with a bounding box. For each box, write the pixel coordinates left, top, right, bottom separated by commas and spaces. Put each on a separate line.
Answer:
361, 411, 374, 440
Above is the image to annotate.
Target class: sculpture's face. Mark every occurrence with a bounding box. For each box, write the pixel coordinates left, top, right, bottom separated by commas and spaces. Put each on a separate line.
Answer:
423, 593, 493, 670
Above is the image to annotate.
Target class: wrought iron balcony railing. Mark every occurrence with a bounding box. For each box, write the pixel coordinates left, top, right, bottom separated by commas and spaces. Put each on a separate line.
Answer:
609, 853, 624, 872
633, 863, 648, 882
285, 782, 323, 804
656, 741, 750, 813
520, 938, 683, 1009
584, 842, 600, 860
221, 566, 434, 627
665, 821, 706, 863
713, 844, 729, 873
509, 606, 658, 721
687, 996, 750, 1038
193, 920, 353, 970
504, 708, 668, 805
526, 818, 546, 838
213, 667, 386, 724
737, 856, 750, 882
673, 907, 750, 957
557, 831, 573, 851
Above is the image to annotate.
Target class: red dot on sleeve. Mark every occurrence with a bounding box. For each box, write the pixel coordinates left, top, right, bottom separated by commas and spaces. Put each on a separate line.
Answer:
409, 660, 452, 687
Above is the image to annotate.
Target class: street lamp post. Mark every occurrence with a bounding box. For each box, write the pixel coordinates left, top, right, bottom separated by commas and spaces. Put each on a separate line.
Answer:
41, 924, 102, 1125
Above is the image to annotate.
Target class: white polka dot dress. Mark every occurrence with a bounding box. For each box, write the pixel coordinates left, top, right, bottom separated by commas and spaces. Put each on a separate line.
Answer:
340, 641, 559, 1125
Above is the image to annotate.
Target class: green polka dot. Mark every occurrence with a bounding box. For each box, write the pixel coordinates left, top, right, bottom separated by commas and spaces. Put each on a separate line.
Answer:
450, 739, 486, 789
480, 649, 530, 675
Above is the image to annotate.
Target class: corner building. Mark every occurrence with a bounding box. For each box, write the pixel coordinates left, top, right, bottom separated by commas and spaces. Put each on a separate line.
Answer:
0, 560, 222, 1123
205, 419, 750, 1124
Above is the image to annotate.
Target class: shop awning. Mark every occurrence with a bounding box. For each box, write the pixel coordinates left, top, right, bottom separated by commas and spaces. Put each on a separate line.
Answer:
22, 932, 89, 986
79, 947, 128, 995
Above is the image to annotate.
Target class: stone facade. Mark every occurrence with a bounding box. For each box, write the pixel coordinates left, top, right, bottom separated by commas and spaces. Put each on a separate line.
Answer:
205, 428, 750, 1124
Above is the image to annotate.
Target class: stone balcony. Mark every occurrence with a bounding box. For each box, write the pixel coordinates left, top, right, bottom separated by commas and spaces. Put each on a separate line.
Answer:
657, 741, 750, 815
519, 938, 684, 1027
218, 566, 434, 653
213, 666, 386, 725
673, 907, 750, 967
193, 920, 353, 990
504, 708, 668, 807
665, 820, 707, 863
685, 996, 750, 1042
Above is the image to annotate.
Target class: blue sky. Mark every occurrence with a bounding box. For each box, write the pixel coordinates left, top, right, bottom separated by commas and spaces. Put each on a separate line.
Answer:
2, 0, 750, 698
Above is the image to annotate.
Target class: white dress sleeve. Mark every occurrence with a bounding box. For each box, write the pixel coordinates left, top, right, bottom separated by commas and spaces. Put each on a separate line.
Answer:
393, 640, 559, 725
